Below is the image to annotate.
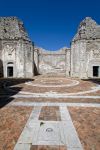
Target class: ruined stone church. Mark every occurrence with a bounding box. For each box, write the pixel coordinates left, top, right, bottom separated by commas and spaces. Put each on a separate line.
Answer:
0, 17, 33, 78
0, 17, 100, 79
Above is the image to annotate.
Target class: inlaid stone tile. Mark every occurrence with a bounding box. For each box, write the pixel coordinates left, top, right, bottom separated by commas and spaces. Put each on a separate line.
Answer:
32, 121, 63, 145
30, 145, 67, 150
39, 106, 61, 121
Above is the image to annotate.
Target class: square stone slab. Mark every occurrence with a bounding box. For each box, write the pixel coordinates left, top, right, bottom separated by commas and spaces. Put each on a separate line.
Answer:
32, 121, 65, 146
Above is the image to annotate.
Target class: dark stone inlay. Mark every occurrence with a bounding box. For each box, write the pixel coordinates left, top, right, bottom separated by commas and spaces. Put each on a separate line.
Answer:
30, 145, 67, 150
39, 106, 61, 121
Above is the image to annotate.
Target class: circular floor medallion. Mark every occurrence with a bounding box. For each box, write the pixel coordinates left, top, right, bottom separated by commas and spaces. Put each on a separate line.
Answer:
25, 78, 80, 88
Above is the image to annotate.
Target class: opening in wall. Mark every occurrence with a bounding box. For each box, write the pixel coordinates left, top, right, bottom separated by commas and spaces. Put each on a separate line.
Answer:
93, 66, 99, 77
7, 66, 13, 77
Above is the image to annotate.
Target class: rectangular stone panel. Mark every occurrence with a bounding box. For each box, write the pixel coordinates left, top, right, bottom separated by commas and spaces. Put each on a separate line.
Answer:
39, 106, 61, 121
30, 145, 67, 150
35, 121, 60, 145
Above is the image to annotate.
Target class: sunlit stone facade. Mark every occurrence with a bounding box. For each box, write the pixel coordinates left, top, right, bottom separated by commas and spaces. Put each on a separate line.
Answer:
0, 17, 100, 79
0, 17, 33, 78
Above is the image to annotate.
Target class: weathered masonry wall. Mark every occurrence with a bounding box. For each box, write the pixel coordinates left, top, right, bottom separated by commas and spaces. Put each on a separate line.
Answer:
71, 17, 100, 79
0, 16, 100, 79
86, 40, 100, 78
0, 17, 34, 78
34, 47, 71, 76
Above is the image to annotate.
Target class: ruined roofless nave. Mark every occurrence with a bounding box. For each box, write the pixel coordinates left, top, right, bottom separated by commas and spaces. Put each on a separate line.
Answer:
0, 16, 100, 79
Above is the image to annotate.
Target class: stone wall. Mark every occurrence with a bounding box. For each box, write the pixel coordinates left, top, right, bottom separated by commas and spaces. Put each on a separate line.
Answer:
0, 17, 34, 78
34, 47, 71, 76
0, 16, 100, 79
71, 40, 87, 78
86, 40, 100, 78
0, 40, 3, 77
71, 17, 100, 79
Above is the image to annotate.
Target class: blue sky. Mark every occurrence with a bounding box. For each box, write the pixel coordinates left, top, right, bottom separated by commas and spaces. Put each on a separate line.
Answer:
0, 0, 100, 50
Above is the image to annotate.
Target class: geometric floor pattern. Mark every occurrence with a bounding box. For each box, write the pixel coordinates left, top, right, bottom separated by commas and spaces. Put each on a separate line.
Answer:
14, 106, 83, 150
0, 76, 100, 150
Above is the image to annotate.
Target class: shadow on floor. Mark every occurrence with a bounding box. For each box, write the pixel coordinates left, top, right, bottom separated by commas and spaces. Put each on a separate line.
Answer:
82, 78, 100, 84
0, 78, 34, 108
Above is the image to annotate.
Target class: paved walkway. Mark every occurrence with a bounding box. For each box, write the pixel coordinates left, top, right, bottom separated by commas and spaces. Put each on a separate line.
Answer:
25, 79, 80, 87
13, 94, 100, 99
11, 102, 100, 108
12, 101, 100, 150
19, 85, 100, 96
6, 80, 100, 97
14, 106, 83, 150
2, 77, 100, 150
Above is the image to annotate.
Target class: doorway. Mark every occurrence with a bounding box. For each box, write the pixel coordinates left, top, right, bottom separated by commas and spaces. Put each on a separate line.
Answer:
93, 66, 99, 77
7, 66, 13, 77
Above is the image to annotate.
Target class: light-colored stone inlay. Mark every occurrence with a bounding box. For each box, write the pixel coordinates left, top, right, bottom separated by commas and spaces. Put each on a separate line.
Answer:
14, 106, 42, 150
11, 102, 100, 108
60, 106, 83, 149
13, 93, 100, 99
13, 104, 85, 150
25, 79, 79, 87
6, 78, 100, 97
32, 121, 64, 146
14, 144, 31, 150
19, 85, 100, 96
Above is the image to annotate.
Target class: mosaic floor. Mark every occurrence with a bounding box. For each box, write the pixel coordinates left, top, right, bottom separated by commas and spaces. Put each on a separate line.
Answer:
0, 76, 100, 150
